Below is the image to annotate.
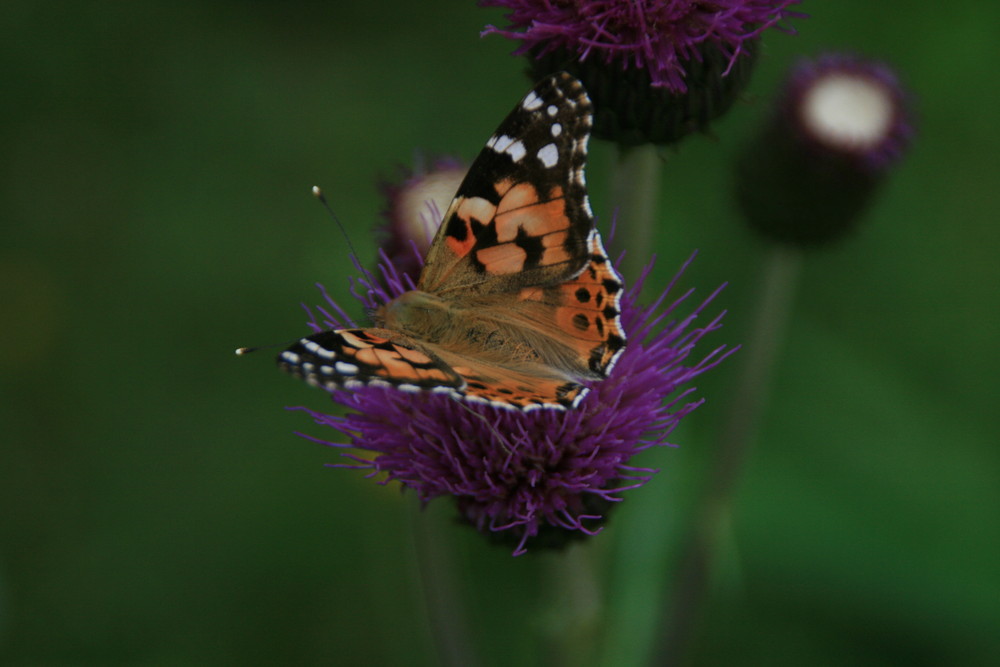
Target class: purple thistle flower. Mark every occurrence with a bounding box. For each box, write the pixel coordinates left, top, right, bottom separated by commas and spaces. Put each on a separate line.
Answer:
289, 252, 734, 556
482, 0, 802, 94
481, 0, 803, 145
377, 156, 467, 283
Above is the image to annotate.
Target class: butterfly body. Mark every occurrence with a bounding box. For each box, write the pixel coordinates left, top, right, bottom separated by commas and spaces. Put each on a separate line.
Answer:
280, 73, 626, 411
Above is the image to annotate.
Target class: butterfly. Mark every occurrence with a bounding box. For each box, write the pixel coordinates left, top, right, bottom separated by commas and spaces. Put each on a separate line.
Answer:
279, 72, 626, 411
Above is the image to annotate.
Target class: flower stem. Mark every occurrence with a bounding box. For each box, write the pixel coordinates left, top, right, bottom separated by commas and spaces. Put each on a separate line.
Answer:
609, 143, 662, 282
541, 543, 603, 667
597, 465, 681, 667
658, 243, 803, 663
410, 502, 482, 667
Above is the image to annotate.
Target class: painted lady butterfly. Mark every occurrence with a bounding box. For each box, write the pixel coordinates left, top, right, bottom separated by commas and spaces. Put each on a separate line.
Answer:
279, 73, 626, 411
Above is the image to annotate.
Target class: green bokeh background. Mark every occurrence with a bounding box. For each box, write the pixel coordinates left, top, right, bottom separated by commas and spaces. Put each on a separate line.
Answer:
3, 1, 998, 664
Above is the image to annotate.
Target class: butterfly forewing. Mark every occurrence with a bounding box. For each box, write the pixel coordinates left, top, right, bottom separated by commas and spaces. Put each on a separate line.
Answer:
419, 73, 596, 296
279, 329, 465, 396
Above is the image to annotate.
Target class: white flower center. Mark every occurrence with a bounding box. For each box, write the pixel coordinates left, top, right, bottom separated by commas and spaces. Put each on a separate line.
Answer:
401, 169, 465, 248
802, 73, 894, 150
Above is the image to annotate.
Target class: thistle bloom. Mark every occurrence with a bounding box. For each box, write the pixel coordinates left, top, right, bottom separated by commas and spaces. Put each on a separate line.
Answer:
377, 156, 466, 283
735, 53, 915, 245
289, 251, 733, 556
482, 0, 803, 144
782, 54, 914, 170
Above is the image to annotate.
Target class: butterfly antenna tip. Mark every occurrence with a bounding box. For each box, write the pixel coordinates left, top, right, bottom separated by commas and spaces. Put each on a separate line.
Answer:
310, 183, 376, 285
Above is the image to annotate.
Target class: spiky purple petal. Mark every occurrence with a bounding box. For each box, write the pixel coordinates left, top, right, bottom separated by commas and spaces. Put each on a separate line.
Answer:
482, 0, 803, 94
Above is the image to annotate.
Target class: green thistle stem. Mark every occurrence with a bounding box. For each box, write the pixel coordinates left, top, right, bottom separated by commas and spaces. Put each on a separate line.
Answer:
410, 503, 482, 667
597, 462, 680, 667
542, 542, 603, 667
609, 143, 662, 282
659, 243, 803, 663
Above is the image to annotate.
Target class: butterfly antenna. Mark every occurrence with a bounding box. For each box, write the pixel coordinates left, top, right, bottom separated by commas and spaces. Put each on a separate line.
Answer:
234, 339, 297, 356
311, 185, 379, 289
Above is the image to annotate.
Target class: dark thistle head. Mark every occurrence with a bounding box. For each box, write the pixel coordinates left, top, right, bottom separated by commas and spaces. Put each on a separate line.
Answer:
735, 53, 916, 246
481, 0, 804, 145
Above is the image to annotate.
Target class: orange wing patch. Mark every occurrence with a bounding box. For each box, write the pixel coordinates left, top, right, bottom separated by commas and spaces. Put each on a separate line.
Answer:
547, 232, 626, 376
494, 183, 566, 237
442, 354, 587, 410
490, 183, 572, 268
475, 240, 529, 275
444, 196, 497, 258
440, 183, 572, 276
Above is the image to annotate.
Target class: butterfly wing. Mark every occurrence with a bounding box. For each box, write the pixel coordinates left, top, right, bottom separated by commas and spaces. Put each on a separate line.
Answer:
278, 328, 465, 397
278, 73, 626, 411
427, 233, 627, 409
278, 327, 586, 410
508, 230, 627, 379
419, 73, 626, 383
419, 72, 596, 296
431, 347, 588, 410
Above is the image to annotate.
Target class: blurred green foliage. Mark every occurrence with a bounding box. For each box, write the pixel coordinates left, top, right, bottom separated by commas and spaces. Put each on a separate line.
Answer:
2, 1, 998, 664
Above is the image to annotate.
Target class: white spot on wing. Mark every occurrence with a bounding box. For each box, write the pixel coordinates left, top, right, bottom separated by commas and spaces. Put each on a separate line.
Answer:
522, 91, 543, 111
335, 361, 359, 375
547, 105, 558, 117
537, 143, 559, 168
507, 140, 527, 163
550, 122, 562, 137
492, 134, 514, 153
303, 340, 335, 359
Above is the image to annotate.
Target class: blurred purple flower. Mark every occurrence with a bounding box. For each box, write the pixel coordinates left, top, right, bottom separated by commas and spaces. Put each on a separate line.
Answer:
735, 53, 916, 245
289, 253, 734, 555
781, 53, 915, 171
377, 156, 466, 283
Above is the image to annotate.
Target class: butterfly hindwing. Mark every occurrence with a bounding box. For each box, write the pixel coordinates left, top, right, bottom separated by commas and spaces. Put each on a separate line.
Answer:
512, 231, 626, 378
419, 73, 595, 296
432, 347, 588, 410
